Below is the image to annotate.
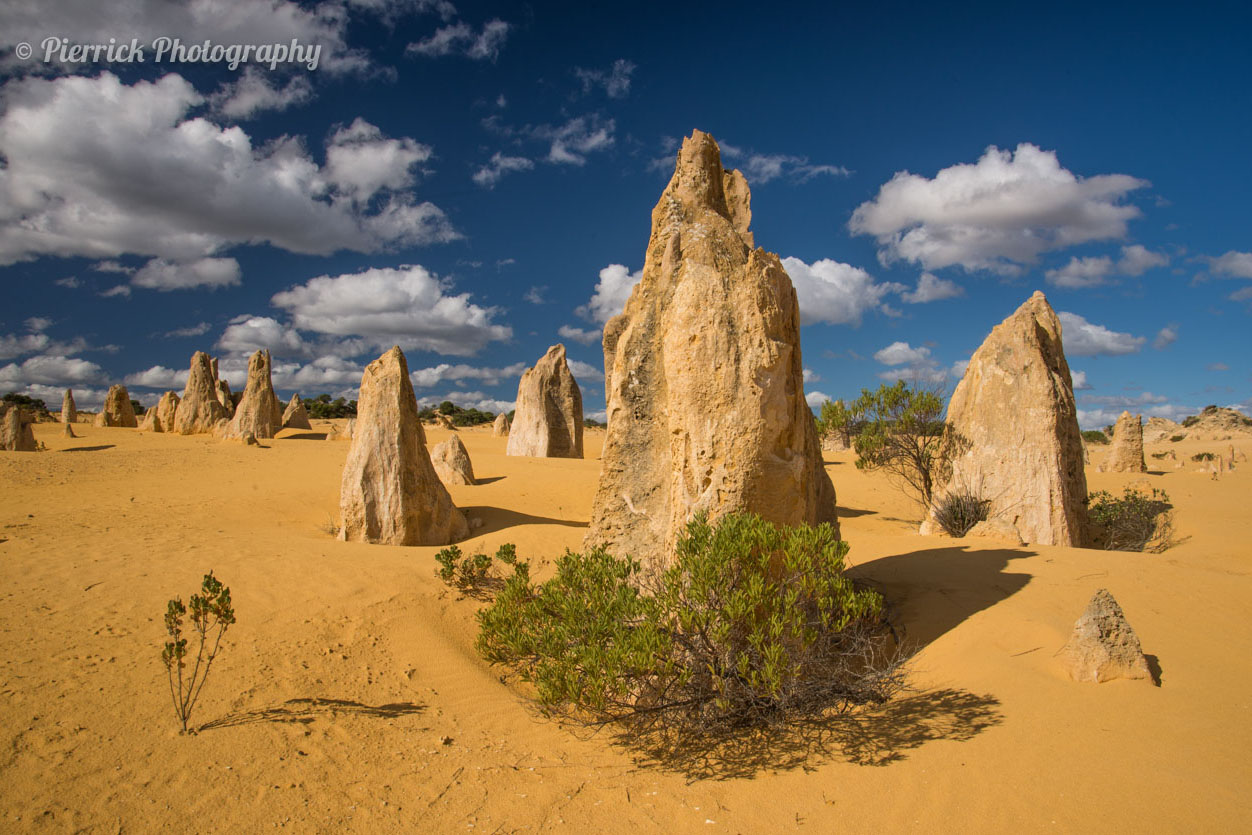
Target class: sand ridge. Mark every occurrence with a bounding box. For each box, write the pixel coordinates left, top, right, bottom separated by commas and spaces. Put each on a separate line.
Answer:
1, 421, 1249, 831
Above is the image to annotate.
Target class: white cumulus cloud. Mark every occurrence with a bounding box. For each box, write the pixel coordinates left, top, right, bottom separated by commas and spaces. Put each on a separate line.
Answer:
132, 257, 242, 291
576, 264, 642, 324
901, 272, 963, 303
209, 69, 313, 120
472, 152, 534, 188
1058, 311, 1145, 356
781, 257, 905, 326
558, 325, 601, 345
850, 143, 1148, 274
407, 19, 511, 60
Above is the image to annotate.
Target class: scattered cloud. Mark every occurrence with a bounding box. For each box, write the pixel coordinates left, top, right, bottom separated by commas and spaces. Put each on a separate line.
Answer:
54, 276, 80, 288
100, 285, 131, 298
575, 59, 636, 98
1117, 244, 1169, 276
567, 359, 604, 382
0, 354, 107, 387
1071, 369, 1091, 390
409, 361, 527, 388
93, 260, 133, 274
162, 322, 212, 339
872, 341, 944, 384
1152, 324, 1178, 350
472, 152, 534, 187
407, 19, 511, 61
217, 315, 307, 357
1076, 402, 1196, 430
1231, 286, 1252, 302
420, 390, 516, 413
802, 368, 820, 383
132, 257, 242, 291
576, 264, 642, 324
0, 320, 89, 360
1203, 250, 1252, 279
209, 69, 313, 120
124, 365, 189, 389
0, 73, 456, 266
1207, 362, 1229, 371
850, 143, 1148, 274
780, 257, 906, 326
1057, 311, 1145, 356
270, 265, 512, 356
1046, 245, 1170, 288
719, 142, 849, 185
538, 115, 615, 165
900, 272, 963, 303
1079, 391, 1169, 408
523, 285, 547, 305
558, 325, 600, 345
805, 390, 829, 409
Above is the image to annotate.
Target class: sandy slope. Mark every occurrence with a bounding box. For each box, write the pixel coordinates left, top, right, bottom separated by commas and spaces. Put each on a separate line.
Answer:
1, 422, 1249, 833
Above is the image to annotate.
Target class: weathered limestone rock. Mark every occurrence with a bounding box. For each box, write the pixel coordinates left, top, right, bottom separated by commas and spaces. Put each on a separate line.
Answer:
435, 413, 456, 431
585, 131, 837, 568
174, 352, 228, 434
1061, 589, 1151, 683
492, 413, 510, 436
1099, 411, 1147, 473
431, 433, 476, 485
61, 389, 76, 424
326, 418, 355, 441
140, 391, 181, 432
923, 291, 1087, 547
62, 423, 75, 439
219, 350, 283, 440
1, 404, 38, 451
215, 380, 234, 415
966, 517, 1025, 546
506, 344, 584, 459
282, 393, 312, 430
95, 384, 138, 428
338, 347, 468, 545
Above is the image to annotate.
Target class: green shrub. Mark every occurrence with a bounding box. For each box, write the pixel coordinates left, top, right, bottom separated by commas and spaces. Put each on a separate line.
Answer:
303, 395, 358, 419
476, 512, 907, 736
1087, 488, 1175, 553
1169, 434, 1185, 443
161, 572, 236, 733
931, 491, 989, 537
436, 543, 524, 590
1081, 430, 1110, 445
1191, 452, 1215, 462
2, 392, 50, 417
1150, 452, 1170, 460
1181, 416, 1199, 428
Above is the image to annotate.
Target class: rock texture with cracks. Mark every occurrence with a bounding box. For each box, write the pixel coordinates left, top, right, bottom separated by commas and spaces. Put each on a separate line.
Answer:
506, 344, 584, 459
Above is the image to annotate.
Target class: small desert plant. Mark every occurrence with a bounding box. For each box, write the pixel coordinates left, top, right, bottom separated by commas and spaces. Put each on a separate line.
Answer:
1150, 452, 1170, 460
1080, 430, 1110, 445
476, 512, 908, 738
1191, 452, 1215, 462
930, 491, 990, 537
436, 544, 524, 589
1087, 488, 1175, 553
161, 572, 236, 733
1169, 434, 1185, 442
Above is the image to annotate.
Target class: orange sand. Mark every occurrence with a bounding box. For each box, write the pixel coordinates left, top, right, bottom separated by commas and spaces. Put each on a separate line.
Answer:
1, 422, 1249, 832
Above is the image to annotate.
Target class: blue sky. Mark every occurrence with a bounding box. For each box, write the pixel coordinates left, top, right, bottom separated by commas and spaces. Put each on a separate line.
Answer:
1, 0, 1248, 428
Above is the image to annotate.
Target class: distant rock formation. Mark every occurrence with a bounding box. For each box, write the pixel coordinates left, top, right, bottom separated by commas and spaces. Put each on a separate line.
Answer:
1142, 416, 1183, 444
326, 419, 355, 441
492, 413, 510, 436
140, 391, 181, 433
1099, 411, 1147, 473
218, 349, 283, 440
61, 389, 76, 424
1061, 589, 1151, 683
338, 347, 468, 545
923, 291, 1087, 547
431, 433, 476, 485
94, 384, 138, 428
435, 413, 456, 431
1, 403, 38, 451
506, 344, 584, 459
174, 352, 228, 434
585, 130, 837, 568
282, 393, 312, 430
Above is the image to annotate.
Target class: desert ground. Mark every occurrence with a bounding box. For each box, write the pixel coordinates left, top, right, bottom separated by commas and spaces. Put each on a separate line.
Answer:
1, 421, 1249, 833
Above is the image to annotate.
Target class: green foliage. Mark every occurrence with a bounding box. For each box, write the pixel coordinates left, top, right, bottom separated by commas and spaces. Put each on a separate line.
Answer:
583, 417, 606, 428
1169, 434, 1185, 443
436, 543, 526, 590
476, 512, 905, 736
418, 402, 496, 426
1081, 430, 1110, 445
303, 395, 358, 419
1191, 452, 1215, 462
816, 398, 863, 446
129, 399, 144, 416
849, 380, 961, 508
2, 392, 49, 416
161, 572, 236, 734
1087, 488, 1175, 552
931, 490, 989, 537
1181, 415, 1199, 428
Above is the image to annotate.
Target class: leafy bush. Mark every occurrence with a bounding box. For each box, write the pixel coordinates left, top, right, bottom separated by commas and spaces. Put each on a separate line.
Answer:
1087, 488, 1175, 552
1169, 434, 1185, 442
1181, 416, 1199, 428
1150, 452, 1170, 460
436, 543, 525, 590
2, 392, 49, 417
930, 491, 989, 537
1191, 452, 1215, 462
303, 394, 358, 419
161, 572, 236, 733
816, 398, 863, 448
1081, 430, 1110, 445
418, 402, 496, 426
476, 512, 907, 737
583, 417, 606, 429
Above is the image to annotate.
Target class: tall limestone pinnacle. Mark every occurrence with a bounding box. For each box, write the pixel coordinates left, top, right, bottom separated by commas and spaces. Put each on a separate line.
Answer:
925, 291, 1088, 546
585, 129, 837, 568
505, 344, 584, 459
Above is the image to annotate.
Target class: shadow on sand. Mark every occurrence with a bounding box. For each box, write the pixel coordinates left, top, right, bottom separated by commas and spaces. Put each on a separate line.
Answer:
460, 506, 587, 536
849, 545, 1035, 649
60, 445, 115, 453
621, 688, 1003, 779
283, 432, 329, 441
200, 697, 424, 731
474, 475, 506, 485
836, 505, 877, 518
